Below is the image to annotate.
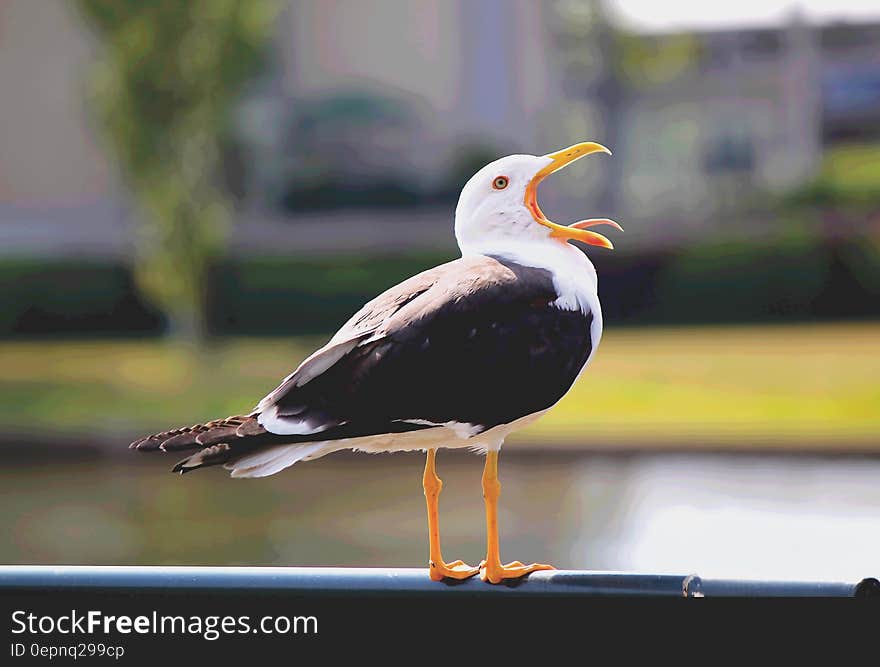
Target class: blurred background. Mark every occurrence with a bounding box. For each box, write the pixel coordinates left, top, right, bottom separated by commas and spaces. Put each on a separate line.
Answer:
1, 0, 879, 582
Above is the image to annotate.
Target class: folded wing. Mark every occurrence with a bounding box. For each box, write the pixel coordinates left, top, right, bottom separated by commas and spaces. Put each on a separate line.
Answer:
257, 254, 594, 438
133, 254, 595, 474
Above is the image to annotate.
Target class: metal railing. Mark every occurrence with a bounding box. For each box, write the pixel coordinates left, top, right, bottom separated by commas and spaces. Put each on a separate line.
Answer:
1, 566, 877, 597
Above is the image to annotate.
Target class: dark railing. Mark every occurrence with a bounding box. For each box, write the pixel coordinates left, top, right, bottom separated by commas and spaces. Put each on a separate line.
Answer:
1, 566, 877, 597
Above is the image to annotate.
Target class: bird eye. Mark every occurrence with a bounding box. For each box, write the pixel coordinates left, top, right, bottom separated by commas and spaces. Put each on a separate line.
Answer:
492, 176, 509, 190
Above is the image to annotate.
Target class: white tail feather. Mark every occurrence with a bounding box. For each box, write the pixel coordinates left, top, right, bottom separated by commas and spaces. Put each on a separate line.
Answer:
226, 443, 329, 478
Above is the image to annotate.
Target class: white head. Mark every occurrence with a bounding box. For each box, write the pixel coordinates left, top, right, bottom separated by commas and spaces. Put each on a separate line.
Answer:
454, 142, 622, 256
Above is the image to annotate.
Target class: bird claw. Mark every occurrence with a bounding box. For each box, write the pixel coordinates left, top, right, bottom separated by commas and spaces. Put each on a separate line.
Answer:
428, 559, 481, 581
480, 560, 555, 584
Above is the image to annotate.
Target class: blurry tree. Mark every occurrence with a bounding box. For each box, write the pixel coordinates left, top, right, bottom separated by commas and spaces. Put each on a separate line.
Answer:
77, 0, 281, 343
548, 0, 699, 213
781, 143, 880, 298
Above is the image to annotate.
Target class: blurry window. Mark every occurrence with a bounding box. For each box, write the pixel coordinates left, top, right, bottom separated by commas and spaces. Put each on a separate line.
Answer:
703, 134, 755, 173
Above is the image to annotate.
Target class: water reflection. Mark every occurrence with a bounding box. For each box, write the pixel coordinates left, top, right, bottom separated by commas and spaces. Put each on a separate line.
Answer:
2, 450, 878, 582
591, 454, 880, 581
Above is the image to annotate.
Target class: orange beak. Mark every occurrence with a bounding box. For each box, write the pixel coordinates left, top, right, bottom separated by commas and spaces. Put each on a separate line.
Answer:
524, 142, 622, 250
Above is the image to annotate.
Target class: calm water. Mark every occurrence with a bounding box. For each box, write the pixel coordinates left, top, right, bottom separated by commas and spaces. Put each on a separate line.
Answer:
2, 449, 879, 582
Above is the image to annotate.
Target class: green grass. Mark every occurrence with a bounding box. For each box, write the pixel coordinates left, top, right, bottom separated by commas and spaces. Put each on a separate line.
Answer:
1, 322, 878, 450
821, 143, 880, 201
531, 322, 880, 449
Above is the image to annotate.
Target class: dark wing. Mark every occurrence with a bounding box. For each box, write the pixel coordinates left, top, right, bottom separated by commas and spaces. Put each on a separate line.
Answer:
254, 258, 455, 412
258, 254, 594, 437
130, 259, 469, 467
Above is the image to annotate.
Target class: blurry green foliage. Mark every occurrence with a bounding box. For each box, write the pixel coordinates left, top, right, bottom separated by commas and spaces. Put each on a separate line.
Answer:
616, 33, 699, 87
2, 237, 880, 340
77, 0, 281, 342
649, 238, 828, 322
209, 253, 454, 335
0, 260, 163, 338
780, 143, 880, 298
548, 1, 699, 87
640, 236, 880, 324
787, 144, 880, 209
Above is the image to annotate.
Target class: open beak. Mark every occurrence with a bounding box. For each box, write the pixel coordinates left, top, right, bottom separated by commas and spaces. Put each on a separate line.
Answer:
524, 142, 622, 250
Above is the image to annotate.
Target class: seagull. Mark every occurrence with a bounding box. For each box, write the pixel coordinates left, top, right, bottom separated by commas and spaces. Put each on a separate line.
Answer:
131, 141, 621, 583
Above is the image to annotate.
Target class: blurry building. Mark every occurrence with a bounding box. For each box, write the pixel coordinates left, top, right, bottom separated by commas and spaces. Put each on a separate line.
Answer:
608, 17, 825, 227
0, 0, 109, 205
605, 16, 880, 230
237, 0, 559, 211
821, 22, 880, 142
0, 0, 129, 258
237, 5, 880, 246
1, 0, 879, 257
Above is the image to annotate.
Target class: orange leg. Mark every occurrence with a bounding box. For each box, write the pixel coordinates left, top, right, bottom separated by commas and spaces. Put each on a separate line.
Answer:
423, 448, 480, 581
480, 450, 555, 584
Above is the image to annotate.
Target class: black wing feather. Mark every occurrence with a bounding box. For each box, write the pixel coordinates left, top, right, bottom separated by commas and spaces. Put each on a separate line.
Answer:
134, 254, 595, 473
267, 255, 593, 434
